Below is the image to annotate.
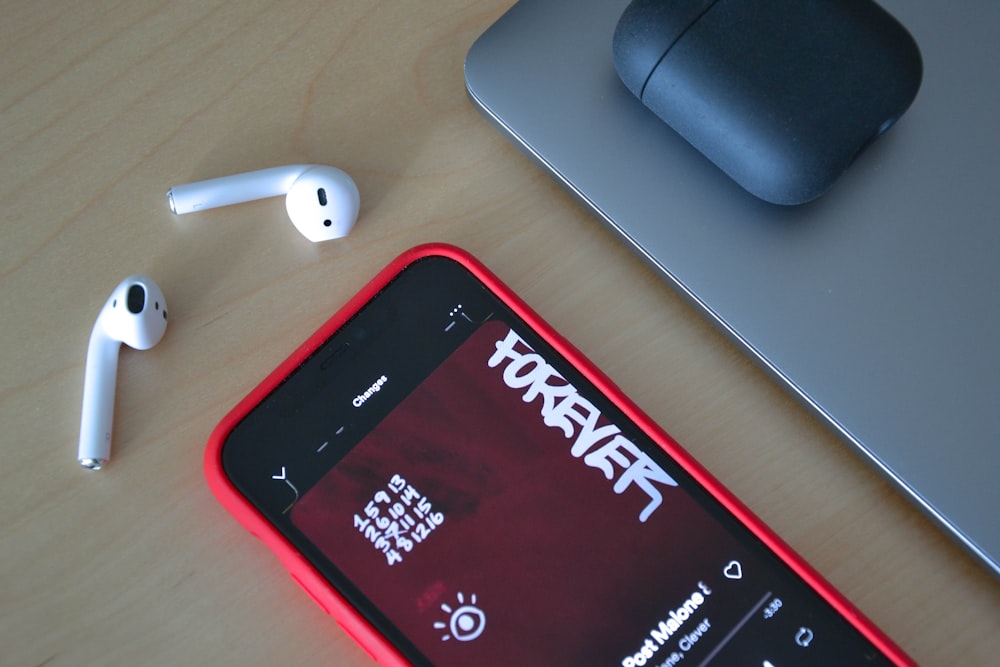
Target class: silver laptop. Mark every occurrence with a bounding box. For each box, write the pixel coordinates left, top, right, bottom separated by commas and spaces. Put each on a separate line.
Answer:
465, 0, 1000, 577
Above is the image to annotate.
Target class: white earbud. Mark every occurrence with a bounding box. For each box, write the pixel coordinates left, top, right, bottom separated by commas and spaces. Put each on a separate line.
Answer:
78, 275, 168, 470
167, 165, 360, 242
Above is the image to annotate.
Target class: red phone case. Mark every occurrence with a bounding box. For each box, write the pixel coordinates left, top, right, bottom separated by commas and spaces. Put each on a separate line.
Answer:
204, 243, 914, 666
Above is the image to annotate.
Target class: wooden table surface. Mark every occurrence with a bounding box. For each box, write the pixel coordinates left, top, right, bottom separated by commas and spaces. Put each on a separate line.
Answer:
2, 2, 997, 665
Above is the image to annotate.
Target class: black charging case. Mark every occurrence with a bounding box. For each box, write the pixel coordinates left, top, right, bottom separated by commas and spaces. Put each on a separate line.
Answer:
613, 0, 923, 205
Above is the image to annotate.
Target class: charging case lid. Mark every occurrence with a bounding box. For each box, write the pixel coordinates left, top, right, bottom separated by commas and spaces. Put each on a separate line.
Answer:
613, 0, 923, 205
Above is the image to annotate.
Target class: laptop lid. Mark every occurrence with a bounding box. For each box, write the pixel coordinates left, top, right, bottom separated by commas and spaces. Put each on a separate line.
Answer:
465, 0, 1000, 577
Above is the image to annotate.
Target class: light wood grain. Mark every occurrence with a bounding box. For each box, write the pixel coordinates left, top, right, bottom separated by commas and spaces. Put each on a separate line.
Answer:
2, 1, 998, 665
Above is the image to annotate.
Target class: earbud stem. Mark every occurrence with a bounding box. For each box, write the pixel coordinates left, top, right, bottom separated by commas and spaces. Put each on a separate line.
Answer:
167, 165, 310, 214
78, 327, 121, 469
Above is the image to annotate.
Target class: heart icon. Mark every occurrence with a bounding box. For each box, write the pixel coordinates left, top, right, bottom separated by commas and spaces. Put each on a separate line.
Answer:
724, 560, 743, 580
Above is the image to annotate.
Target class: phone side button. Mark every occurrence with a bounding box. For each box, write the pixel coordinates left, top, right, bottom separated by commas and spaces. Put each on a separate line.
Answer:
335, 620, 381, 664
289, 573, 333, 615
288, 574, 380, 663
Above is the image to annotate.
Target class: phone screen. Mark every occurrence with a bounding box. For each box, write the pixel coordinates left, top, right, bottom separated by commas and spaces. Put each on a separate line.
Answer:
221, 254, 896, 666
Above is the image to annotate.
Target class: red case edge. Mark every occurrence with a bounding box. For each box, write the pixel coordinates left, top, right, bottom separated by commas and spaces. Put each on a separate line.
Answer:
203, 242, 915, 666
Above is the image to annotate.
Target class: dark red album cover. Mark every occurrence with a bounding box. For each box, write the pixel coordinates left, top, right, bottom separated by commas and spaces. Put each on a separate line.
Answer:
292, 320, 757, 666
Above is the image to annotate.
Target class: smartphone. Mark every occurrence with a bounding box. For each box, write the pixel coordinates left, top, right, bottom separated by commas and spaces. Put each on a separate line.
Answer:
206, 244, 914, 667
